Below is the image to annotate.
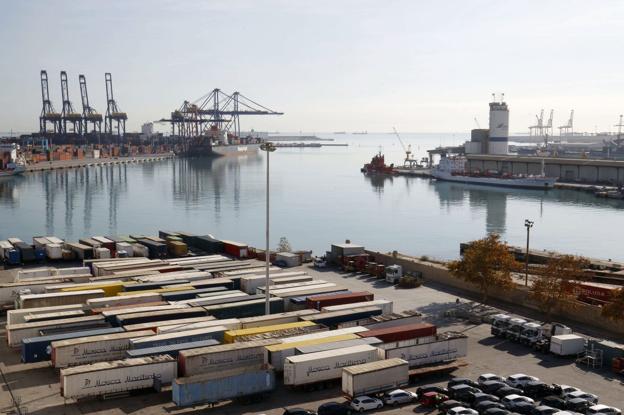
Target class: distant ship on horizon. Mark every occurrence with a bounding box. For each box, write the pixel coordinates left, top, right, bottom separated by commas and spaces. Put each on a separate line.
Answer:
353, 131, 368, 135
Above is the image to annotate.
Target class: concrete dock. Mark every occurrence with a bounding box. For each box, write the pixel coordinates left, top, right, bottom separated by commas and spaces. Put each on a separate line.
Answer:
24, 153, 175, 173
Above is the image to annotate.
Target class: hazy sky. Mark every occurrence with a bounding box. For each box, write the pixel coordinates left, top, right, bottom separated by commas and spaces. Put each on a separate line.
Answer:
1, 0, 623, 134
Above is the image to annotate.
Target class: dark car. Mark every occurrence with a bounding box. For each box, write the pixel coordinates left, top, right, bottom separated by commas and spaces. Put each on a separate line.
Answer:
513, 402, 536, 415
284, 409, 317, 415
417, 385, 450, 397
448, 378, 481, 389
476, 401, 507, 414
530, 406, 558, 415
494, 386, 523, 399
540, 396, 566, 410
523, 382, 555, 399
565, 398, 591, 413
317, 402, 353, 415
483, 408, 511, 415
449, 384, 482, 403
481, 381, 509, 394
472, 393, 501, 408
438, 400, 464, 413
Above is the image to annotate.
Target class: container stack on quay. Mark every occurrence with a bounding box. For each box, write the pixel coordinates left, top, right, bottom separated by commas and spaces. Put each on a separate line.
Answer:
0, 232, 472, 409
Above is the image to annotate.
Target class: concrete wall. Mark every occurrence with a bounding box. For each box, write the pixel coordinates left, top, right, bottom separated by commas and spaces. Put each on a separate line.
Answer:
366, 250, 624, 336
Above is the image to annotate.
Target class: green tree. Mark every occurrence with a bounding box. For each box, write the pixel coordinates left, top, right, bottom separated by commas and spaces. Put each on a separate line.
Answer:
602, 288, 624, 321
529, 255, 590, 322
447, 234, 516, 303
277, 237, 292, 253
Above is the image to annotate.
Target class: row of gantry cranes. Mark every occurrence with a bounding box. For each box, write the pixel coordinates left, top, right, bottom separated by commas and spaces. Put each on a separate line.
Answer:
39, 70, 127, 138
528, 109, 574, 137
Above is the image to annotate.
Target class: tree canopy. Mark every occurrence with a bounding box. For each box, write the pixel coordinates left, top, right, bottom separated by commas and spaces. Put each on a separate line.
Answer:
602, 288, 624, 321
447, 234, 516, 303
276, 236, 292, 253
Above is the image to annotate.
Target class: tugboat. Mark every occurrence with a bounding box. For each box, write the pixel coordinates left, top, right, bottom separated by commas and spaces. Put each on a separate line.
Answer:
360, 151, 396, 175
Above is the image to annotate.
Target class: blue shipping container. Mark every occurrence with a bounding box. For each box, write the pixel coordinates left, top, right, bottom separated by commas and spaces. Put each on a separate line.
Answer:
126, 339, 219, 358
172, 367, 275, 406
21, 327, 124, 363
5, 249, 21, 265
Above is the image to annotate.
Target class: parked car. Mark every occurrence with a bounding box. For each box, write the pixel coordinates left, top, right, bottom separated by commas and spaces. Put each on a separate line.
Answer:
478, 374, 506, 385
481, 381, 509, 394
506, 374, 540, 389
553, 385, 581, 397
494, 387, 524, 399
501, 394, 535, 410
417, 385, 449, 397
563, 390, 598, 405
587, 405, 622, 415
523, 382, 556, 399
318, 402, 353, 415
349, 396, 383, 412
565, 398, 591, 413
449, 378, 481, 389
449, 384, 482, 403
383, 389, 417, 406
472, 393, 501, 408
513, 402, 537, 415
475, 401, 506, 414
418, 392, 448, 407
448, 407, 479, 415
438, 400, 465, 413
540, 396, 566, 410
531, 406, 559, 415
284, 409, 317, 415
483, 408, 511, 415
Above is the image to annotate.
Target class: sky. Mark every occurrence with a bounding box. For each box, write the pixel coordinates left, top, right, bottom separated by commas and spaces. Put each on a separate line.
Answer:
1, 0, 623, 135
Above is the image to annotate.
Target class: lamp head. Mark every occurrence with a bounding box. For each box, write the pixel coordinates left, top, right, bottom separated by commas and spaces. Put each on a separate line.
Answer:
260, 142, 276, 152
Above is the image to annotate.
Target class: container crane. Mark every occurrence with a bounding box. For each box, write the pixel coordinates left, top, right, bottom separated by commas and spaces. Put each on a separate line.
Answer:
39, 70, 62, 135
79, 74, 102, 136
104, 72, 127, 139
558, 110, 574, 136
392, 127, 421, 168
60, 71, 83, 135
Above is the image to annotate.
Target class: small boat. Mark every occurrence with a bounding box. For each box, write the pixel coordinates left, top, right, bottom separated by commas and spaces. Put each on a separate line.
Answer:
361, 151, 396, 175
0, 163, 25, 178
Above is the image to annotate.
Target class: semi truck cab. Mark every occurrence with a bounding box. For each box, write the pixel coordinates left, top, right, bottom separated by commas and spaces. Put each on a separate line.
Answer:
490, 314, 512, 337
505, 318, 528, 341
519, 322, 543, 345
385, 265, 403, 284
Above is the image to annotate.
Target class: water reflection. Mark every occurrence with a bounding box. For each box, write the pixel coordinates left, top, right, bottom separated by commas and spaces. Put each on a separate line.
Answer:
363, 174, 393, 195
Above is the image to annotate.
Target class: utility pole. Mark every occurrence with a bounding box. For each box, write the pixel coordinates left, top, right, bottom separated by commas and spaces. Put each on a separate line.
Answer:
524, 219, 534, 286
261, 142, 277, 314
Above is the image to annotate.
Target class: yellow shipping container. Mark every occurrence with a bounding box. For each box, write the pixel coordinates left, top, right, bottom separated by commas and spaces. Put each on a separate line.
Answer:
61, 282, 124, 297
224, 321, 317, 343
264, 333, 360, 352
115, 285, 193, 296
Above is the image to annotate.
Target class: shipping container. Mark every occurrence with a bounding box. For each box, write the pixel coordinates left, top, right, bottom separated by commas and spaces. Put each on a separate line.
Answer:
65, 242, 93, 260
86, 292, 162, 309
22, 327, 125, 363
4, 248, 20, 265
136, 239, 168, 259
123, 315, 216, 332
0, 240, 13, 259
52, 329, 154, 367
178, 339, 280, 377
126, 338, 220, 358
219, 266, 280, 278
156, 318, 241, 334
45, 236, 64, 244
7, 315, 106, 347
115, 285, 194, 296
0, 278, 70, 306
275, 252, 301, 267
222, 240, 249, 258
14, 242, 35, 262
173, 366, 275, 406
201, 297, 284, 319
362, 314, 422, 331
283, 344, 380, 386
60, 355, 177, 399
379, 333, 468, 367
56, 266, 91, 276
23, 309, 86, 322
133, 243, 150, 257
182, 292, 254, 307
94, 247, 111, 259
115, 307, 207, 327
240, 271, 308, 294
188, 235, 224, 254
17, 289, 105, 309
256, 280, 329, 295
161, 286, 228, 302
295, 337, 383, 355
300, 306, 383, 328
122, 280, 188, 292
239, 309, 319, 329
358, 323, 437, 343
101, 305, 189, 323
32, 236, 51, 248
130, 325, 227, 349
115, 241, 134, 257
92, 236, 116, 253
17, 267, 56, 280
79, 238, 102, 248
7, 304, 86, 325
90, 301, 167, 315
60, 281, 124, 296
322, 300, 393, 316
549, 334, 586, 356
224, 321, 318, 343
266, 333, 361, 371
342, 358, 409, 398
306, 292, 374, 310
45, 243, 63, 260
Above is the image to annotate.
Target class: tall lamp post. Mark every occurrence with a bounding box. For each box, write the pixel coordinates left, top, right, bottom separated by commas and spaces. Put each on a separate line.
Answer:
261, 142, 277, 314
524, 219, 534, 286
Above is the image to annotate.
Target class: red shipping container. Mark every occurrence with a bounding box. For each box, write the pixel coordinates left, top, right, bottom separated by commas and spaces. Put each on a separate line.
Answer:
222, 240, 249, 259
567, 281, 620, 303
358, 323, 437, 343
306, 291, 374, 310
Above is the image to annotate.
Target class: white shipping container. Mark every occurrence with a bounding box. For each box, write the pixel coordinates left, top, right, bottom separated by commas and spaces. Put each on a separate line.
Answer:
342, 358, 409, 398
283, 344, 380, 386
261, 282, 335, 296
275, 252, 301, 267
322, 300, 394, 316
136, 271, 213, 283
239, 309, 319, 329
133, 244, 149, 257
56, 267, 91, 276
52, 330, 154, 368
239, 271, 308, 294
95, 247, 111, 259
17, 289, 105, 309
0, 240, 13, 258
45, 244, 63, 260
549, 334, 586, 356
32, 237, 51, 248
376, 335, 437, 350
381, 336, 468, 367
256, 280, 329, 295
157, 318, 241, 334
0, 279, 65, 306
16, 268, 56, 280
7, 315, 105, 347
61, 355, 177, 399
116, 242, 134, 257
87, 292, 162, 309
122, 315, 216, 332
281, 326, 368, 344
45, 280, 124, 293
130, 326, 227, 348
7, 304, 86, 325
46, 236, 64, 244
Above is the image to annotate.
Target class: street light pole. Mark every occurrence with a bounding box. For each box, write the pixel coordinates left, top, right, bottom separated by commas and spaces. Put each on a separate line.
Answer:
524, 219, 534, 286
261, 142, 276, 314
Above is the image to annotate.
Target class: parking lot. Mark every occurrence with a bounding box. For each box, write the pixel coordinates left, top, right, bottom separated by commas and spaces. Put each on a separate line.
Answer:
0, 264, 622, 414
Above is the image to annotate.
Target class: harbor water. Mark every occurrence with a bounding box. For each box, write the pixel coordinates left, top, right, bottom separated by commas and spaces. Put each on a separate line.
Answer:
1, 133, 623, 261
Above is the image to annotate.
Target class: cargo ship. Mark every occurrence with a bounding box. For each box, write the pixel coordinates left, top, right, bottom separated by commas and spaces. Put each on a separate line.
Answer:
180, 128, 262, 157
432, 156, 556, 189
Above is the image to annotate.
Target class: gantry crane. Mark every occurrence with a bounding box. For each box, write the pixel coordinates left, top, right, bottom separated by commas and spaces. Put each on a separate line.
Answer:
60, 71, 83, 135
39, 70, 62, 135
104, 73, 127, 139
529, 109, 545, 136
558, 110, 574, 136
392, 127, 420, 168
79, 74, 102, 136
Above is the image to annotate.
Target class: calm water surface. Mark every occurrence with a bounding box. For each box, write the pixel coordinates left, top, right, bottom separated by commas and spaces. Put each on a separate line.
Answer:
1, 133, 623, 260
